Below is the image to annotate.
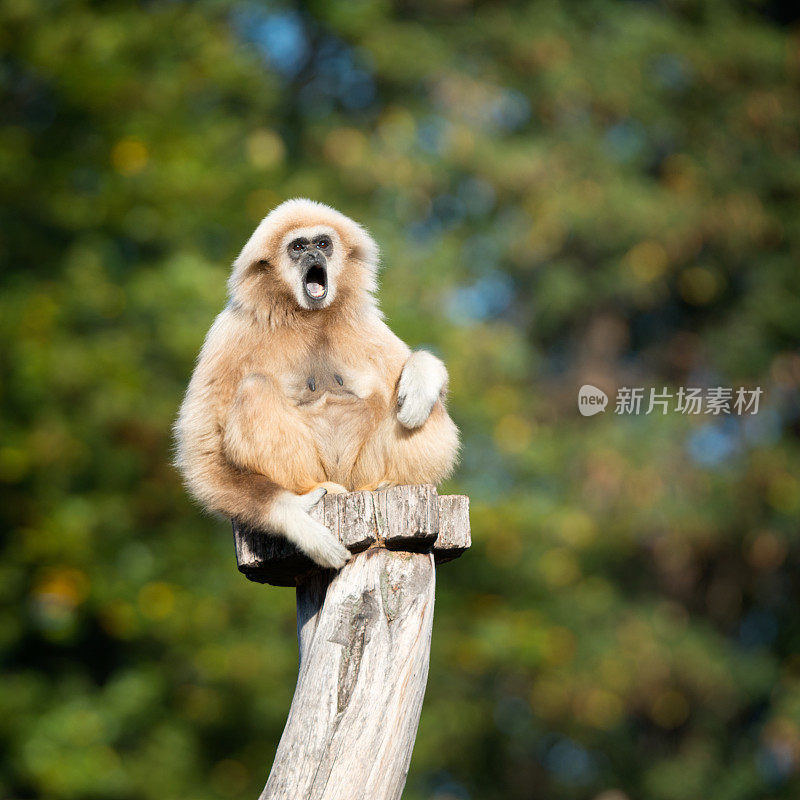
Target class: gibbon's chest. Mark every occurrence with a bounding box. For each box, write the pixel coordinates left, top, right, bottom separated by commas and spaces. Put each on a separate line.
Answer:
281, 355, 384, 481
282, 356, 380, 410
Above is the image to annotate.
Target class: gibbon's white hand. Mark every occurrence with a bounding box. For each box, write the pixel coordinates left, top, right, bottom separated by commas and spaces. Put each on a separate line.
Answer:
276, 488, 351, 570
397, 351, 448, 429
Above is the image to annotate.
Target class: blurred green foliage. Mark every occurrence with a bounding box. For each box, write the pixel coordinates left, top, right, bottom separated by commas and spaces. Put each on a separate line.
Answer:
2, 0, 800, 798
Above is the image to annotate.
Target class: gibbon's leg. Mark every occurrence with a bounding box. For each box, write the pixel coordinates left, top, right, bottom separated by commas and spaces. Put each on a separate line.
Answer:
222, 374, 350, 568
381, 400, 459, 487
352, 352, 459, 490
351, 403, 459, 489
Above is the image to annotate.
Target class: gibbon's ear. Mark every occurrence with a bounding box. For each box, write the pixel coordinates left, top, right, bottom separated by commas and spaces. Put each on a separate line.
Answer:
346, 226, 379, 274
227, 252, 272, 305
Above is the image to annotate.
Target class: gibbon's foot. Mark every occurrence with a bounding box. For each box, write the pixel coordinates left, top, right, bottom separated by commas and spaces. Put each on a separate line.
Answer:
355, 480, 396, 491
313, 481, 349, 494
277, 488, 351, 570
397, 350, 448, 429
299, 486, 328, 509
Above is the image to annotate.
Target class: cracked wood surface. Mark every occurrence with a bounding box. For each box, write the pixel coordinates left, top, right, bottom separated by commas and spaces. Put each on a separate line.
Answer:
261, 549, 435, 800
234, 486, 470, 800
233, 485, 470, 586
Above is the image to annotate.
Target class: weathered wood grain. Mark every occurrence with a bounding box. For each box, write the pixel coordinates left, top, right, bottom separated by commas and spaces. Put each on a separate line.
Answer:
261, 548, 435, 800
433, 494, 471, 564
232, 485, 469, 586
232, 485, 471, 800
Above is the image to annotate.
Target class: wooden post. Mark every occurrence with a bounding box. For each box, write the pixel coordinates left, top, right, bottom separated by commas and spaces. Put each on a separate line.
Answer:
232, 485, 470, 800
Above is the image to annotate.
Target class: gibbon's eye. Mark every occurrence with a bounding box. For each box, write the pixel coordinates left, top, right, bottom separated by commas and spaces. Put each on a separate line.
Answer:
317, 238, 330, 250
291, 240, 304, 252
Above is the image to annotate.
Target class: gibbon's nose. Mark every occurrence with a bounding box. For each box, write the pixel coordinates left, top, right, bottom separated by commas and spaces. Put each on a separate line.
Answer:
302, 251, 325, 268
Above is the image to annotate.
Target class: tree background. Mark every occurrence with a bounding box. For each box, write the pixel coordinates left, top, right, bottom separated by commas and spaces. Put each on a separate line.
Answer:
2, 0, 799, 798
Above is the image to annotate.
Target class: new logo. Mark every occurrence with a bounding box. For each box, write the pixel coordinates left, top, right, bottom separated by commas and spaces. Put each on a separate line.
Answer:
578, 385, 608, 416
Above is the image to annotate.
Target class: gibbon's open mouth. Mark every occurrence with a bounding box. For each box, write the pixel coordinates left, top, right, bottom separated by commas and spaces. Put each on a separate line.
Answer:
303, 265, 328, 301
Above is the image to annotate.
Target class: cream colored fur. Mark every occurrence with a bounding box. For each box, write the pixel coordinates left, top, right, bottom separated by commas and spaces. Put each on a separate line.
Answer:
175, 198, 460, 569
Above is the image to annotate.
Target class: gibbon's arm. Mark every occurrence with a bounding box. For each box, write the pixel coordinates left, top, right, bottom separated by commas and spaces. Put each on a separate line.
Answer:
397, 350, 450, 429
358, 317, 459, 488
369, 318, 450, 430
175, 312, 350, 570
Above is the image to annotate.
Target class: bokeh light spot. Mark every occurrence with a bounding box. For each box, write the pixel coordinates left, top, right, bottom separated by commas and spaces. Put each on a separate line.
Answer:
246, 129, 285, 169
138, 581, 175, 620
650, 689, 690, 729
678, 266, 720, 305
625, 241, 669, 283
111, 138, 148, 175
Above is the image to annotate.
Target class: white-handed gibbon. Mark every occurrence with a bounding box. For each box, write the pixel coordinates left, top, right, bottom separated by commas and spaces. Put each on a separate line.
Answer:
175, 199, 459, 569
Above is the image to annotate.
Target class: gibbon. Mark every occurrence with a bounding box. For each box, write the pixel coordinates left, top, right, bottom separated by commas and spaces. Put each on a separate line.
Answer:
175, 199, 459, 569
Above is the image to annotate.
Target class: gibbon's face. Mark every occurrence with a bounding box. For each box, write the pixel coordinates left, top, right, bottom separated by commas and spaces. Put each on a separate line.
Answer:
277, 225, 343, 310
230, 199, 379, 316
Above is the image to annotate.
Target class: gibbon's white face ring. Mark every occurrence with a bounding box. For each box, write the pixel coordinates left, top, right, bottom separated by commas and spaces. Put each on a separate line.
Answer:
279, 225, 342, 310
